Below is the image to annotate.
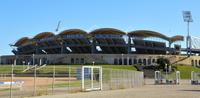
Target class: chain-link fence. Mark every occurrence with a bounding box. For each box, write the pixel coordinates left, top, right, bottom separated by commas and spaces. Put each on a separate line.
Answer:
0, 65, 144, 98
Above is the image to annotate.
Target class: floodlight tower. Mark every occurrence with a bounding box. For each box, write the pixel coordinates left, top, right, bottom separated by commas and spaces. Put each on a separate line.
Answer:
183, 11, 193, 56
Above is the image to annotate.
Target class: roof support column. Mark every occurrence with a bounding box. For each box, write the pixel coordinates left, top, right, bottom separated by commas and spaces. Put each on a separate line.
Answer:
60, 41, 64, 54
128, 36, 131, 54
168, 41, 172, 54
91, 38, 96, 54
35, 43, 39, 54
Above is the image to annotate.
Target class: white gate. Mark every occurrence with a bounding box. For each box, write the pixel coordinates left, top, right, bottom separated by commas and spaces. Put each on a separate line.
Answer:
82, 66, 102, 91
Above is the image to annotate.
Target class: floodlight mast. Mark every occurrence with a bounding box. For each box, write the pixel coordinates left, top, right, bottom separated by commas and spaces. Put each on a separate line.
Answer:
183, 11, 193, 56
55, 21, 61, 32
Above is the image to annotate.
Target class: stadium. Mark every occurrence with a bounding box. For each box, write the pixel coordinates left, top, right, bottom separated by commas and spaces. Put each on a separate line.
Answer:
1, 28, 200, 66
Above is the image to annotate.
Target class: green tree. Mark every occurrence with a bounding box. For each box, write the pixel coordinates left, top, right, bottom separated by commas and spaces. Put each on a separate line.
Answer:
156, 57, 170, 71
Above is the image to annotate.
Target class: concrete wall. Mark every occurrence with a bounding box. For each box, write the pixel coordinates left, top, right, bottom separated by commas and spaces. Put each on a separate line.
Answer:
1, 54, 200, 66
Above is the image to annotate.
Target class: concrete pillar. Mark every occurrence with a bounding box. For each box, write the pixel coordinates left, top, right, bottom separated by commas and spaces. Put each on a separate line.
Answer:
122, 54, 124, 65
127, 56, 129, 65
146, 58, 148, 66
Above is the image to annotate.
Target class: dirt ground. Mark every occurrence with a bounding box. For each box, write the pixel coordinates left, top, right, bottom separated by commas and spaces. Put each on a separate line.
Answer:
0, 77, 75, 89
28, 79, 200, 98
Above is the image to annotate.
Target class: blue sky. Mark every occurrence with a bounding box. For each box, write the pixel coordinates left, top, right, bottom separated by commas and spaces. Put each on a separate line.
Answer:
0, 0, 200, 55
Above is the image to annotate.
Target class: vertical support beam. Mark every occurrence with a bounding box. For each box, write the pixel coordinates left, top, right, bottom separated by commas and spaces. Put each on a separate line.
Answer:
81, 66, 85, 91
146, 58, 148, 66
32, 54, 35, 66
186, 21, 192, 56
121, 54, 124, 65
35, 42, 39, 54
128, 36, 131, 54
191, 71, 194, 81
91, 68, 94, 89
92, 37, 96, 54
68, 66, 71, 92
10, 64, 13, 98
60, 41, 67, 54
176, 71, 180, 84
127, 56, 129, 65
168, 41, 172, 54
39, 59, 42, 66
61, 45, 64, 54
32, 53, 36, 96
52, 65, 55, 94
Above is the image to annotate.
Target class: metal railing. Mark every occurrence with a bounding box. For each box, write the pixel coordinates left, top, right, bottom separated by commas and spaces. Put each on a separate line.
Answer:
0, 65, 144, 98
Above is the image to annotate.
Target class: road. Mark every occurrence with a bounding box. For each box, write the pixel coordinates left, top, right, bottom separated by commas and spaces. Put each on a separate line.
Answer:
28, 79, 200, 98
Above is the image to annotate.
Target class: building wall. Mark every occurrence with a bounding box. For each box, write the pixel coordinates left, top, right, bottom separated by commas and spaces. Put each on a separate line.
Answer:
1, 54, 200, 66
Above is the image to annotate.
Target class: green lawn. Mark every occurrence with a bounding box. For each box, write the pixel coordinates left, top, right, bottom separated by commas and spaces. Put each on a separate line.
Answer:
176, 65, 200, 79
0, 65, 136, 74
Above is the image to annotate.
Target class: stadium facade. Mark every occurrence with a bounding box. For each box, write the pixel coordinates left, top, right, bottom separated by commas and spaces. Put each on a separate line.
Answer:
1, 28, 200, 66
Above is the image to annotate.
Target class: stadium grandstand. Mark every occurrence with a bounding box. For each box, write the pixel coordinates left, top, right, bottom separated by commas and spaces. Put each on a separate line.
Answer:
12, 28, 183, 55
1, 28, 200, 66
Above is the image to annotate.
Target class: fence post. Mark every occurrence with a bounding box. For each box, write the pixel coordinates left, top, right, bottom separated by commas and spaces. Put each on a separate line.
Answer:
52, 65, 55, 94
68, 66, 71, 92
131, 71, 134, 88
127, 70, 130, 88
118, 70, 120, 89
109, 69, 112, 90
34, 64, 37, 96
10, 64, 13, 98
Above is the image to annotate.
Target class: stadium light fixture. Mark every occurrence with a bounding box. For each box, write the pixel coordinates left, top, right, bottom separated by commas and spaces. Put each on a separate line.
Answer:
42, 49, 48, 64
183, 11, 193, 22
182, 11, 193, 56
92, 61, 95, 66
42, 49, 47, 54
66, 47, 72, 52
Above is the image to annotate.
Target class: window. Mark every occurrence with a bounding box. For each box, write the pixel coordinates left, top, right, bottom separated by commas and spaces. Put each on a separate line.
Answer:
129, 59, 132, 65
199, 60, 200, 67
148, 59, 151, 65
81, 58, 84, 64
119, 58, 122, 65
195, 60, 198, 66
143, 59, 146, 65
138, 59, 142, 64
191, 60, 194, 66
133, 58, 137, 64
152, 59, 155, 63
71, 58, 74, 64
124, 58, 127, 65
114, 58, 118, 65
76, 58, 79, 64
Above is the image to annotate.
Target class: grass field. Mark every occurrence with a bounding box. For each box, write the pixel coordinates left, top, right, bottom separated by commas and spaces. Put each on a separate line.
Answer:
1, 64, 200, 79
160, 65, 200, 79
176, 65, 200, 79
0, 65, 137, 74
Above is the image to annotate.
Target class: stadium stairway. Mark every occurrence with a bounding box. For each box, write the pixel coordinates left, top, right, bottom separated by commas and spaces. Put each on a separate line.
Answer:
135, 65, 155, 78
170, 56, 189, 65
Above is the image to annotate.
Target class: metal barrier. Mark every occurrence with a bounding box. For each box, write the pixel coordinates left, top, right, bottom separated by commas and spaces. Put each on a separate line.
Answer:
191, 71, 200, 85
0, 65, 144, 98
154, 71, 180, 85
